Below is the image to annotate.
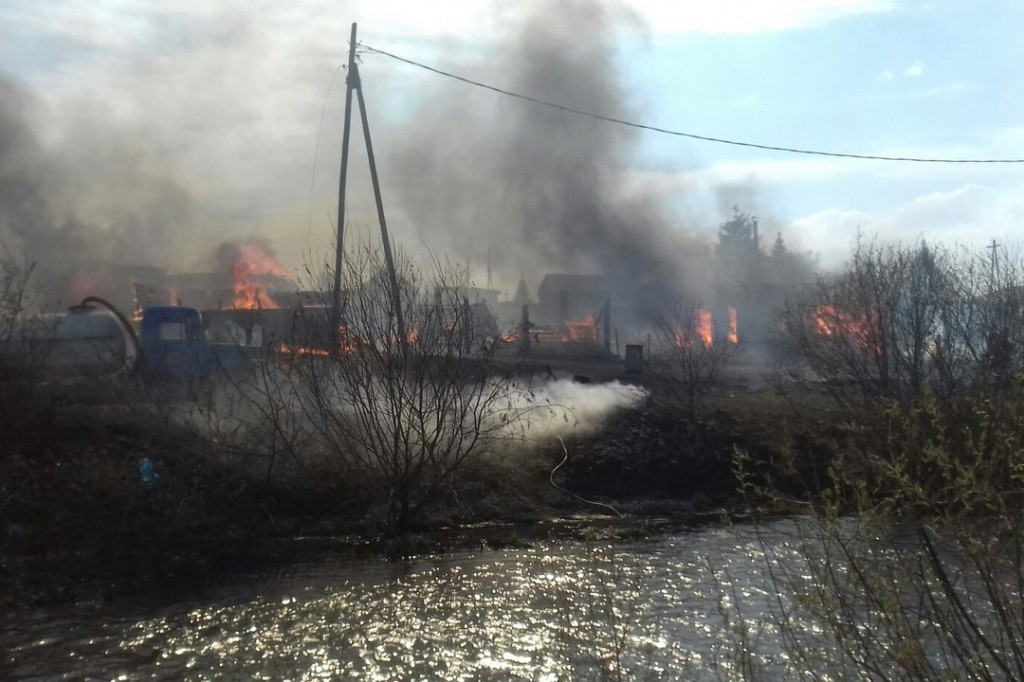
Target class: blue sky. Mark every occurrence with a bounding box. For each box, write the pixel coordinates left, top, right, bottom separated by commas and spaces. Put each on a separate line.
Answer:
1, 0, 1022, 282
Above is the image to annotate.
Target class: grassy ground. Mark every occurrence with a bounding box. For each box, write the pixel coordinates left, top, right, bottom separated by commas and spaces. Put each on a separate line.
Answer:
0, 373, 844, 610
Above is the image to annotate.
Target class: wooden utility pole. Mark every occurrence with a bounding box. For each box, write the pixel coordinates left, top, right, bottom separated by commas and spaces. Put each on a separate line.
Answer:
332, 22, 358, 341
354, 62, 408, 358
330, 22, 408, 357
988, 238, 1001, 281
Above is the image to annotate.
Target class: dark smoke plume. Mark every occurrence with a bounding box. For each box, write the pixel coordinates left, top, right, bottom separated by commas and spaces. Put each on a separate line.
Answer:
385, 0, 712, 315
0, 72, 226, 308
0, 75, 93, 304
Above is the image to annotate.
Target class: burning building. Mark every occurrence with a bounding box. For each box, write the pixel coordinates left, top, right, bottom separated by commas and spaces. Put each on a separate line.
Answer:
535, 274, 610, 324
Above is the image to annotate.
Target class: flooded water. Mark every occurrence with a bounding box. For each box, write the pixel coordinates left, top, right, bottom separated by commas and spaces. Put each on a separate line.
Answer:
3, 522, 812, 680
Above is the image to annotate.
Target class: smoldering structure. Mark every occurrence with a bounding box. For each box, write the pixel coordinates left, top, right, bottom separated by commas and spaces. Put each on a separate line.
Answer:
0, 0, 810, 360
379, 0, 790, 352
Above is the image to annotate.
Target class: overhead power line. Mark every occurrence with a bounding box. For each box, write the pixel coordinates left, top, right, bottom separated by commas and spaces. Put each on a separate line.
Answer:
361, 44, 1024, 164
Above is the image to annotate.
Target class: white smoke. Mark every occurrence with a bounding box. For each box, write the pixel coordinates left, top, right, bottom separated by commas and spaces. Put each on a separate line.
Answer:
513, 378, 646, 443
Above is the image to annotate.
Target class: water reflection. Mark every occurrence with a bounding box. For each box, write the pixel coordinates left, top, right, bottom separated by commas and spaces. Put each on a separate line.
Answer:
4, 523, 804, 680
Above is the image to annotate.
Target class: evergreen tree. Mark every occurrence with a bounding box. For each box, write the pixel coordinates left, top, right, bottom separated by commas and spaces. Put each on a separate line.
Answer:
771, 232, 787, 258
717, 206, 763, 289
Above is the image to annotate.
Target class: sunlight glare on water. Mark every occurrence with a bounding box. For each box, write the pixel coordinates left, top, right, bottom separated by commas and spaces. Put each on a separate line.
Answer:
4, 524, 809, 680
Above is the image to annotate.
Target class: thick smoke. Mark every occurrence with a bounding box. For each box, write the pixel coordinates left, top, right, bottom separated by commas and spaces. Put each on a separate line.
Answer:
0, 76, 96, 303
0, 73, 205, 306
0, 66, 308, 310
385, 0, 712, 314
0, 0, 807, 321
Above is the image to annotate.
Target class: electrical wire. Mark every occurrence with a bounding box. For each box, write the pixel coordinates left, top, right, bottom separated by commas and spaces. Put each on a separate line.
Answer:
307, 62, 347, 248
360, 44, 1024, 164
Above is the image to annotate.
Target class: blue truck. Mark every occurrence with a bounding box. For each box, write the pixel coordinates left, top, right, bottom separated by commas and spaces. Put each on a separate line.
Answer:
6, 298, 257, 390
137, 305, 254, 381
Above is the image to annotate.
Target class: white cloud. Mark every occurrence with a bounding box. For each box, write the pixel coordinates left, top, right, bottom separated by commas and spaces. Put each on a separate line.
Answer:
791, 184, 1024, 268
631, 0, 895, 34
891, 184, 995, 227
905, 60, 925, 77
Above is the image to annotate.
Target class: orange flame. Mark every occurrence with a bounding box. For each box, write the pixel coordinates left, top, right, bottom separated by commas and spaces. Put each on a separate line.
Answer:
231, 242, 289, 309
815, 305, 872, 346
278, 325, 359, 358
674, 308, 716, 348
728, 307, 738, 344
564, 314, 599, 344
277, 343, 329, 357
696, 309, 713, 347
338, 325, 359, 356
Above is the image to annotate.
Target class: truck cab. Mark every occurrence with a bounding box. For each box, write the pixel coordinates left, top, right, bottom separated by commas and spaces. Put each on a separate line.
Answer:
139, 306, 215, 380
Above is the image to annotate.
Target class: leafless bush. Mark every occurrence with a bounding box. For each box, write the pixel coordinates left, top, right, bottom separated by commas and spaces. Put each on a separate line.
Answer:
779, 237, 1024, 413
0, 249, 56, 460
274, 244, 541, 534
647, 299, 735, 418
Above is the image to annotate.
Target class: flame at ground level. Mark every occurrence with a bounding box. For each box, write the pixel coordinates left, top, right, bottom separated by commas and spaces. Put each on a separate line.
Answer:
563, 315, 598, 344
277, 343, 330, 357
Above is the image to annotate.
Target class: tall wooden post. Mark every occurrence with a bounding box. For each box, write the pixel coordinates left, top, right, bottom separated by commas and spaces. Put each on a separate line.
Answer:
332, 22, 358, 342
355, 63, 408, 358
988, 238, 1001, 281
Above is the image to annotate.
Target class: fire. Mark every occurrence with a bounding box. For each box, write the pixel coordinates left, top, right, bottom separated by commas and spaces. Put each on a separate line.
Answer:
696, 308, 713, 347
230, 242, 289, 309
277, 325, 359, 358
728, 307, 738, 344
277, 343, 329, 357
673, 308, 718, 348
132, 282, 179, 322
564, 315, 598, 344
815, 305, 872, 346
338, 325, 359, 356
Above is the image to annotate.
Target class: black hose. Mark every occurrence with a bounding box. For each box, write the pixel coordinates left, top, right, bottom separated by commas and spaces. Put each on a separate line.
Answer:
77, 296, 143, 372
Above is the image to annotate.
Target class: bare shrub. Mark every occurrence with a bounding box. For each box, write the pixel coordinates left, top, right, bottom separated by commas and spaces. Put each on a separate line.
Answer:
779, 237, 1024, 414
0, 250, 56, 461
647, 299, 735, 418
278, 244, 540, 535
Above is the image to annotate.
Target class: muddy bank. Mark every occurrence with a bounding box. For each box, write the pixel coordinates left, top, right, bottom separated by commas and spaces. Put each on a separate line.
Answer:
0, 392, 833, 611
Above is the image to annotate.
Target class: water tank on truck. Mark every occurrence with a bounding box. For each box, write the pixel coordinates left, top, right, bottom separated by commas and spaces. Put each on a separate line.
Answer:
4, 303, 138, 380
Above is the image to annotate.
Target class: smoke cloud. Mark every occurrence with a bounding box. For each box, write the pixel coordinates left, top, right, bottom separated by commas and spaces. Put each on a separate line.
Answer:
383, 0, 713, 312
0, 72, 211, 305
1, 0, 814, 321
